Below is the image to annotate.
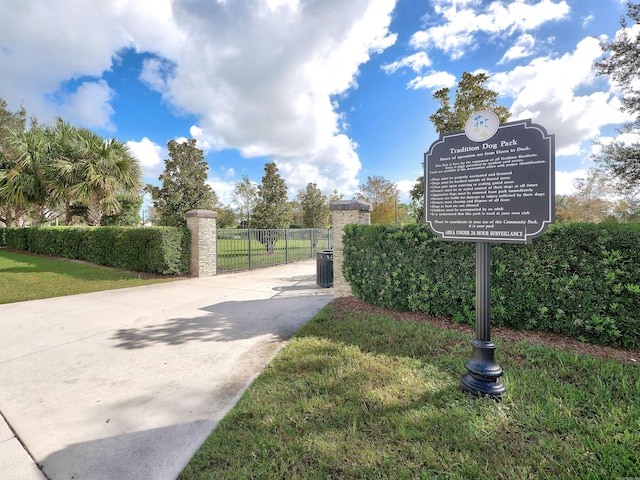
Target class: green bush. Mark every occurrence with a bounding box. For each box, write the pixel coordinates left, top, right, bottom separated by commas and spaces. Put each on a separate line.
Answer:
2, 226, 190, 275
4, 228, 29, 251
343, 223, 640, 349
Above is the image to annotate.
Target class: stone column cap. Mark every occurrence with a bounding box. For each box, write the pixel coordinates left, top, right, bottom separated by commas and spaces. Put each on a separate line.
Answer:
330, 199, 372, 212
186, 209, 218, 218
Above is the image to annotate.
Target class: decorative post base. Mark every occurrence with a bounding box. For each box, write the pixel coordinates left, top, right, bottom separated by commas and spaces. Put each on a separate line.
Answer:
460, 338, 506, 399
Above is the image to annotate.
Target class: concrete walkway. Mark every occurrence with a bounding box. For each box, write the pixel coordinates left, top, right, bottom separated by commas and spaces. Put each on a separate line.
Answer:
0, 260, 332, 480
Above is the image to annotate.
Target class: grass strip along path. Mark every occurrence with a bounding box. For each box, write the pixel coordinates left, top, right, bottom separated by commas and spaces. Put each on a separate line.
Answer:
180, 299, 640, 480
0, 249, 175, 304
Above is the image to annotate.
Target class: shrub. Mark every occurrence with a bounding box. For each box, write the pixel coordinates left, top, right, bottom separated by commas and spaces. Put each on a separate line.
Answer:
2, 226, 190, 275
343, 223, 640, 349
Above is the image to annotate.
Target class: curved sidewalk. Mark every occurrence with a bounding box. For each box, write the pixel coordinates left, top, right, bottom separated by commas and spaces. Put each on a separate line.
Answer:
0, 260, 332, 480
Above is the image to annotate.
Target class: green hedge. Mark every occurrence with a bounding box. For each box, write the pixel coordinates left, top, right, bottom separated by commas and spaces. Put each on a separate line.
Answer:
343, 223, 640, 349
2, 226, 190, 275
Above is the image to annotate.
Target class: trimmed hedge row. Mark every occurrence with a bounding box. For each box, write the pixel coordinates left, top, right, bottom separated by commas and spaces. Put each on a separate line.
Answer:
1, 226, 190, 275
343, 223, 640, 349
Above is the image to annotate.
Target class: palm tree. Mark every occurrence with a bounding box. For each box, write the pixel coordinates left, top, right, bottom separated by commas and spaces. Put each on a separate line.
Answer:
44, 119, 82, 225
0, 97, 28, 226
71, 128, 142, 226
0, 127, 50, 224
0, 145, 24, 226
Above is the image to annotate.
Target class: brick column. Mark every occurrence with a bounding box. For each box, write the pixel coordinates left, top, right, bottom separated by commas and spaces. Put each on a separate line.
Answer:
330, 199, 371, 298
186, 209, 218, 277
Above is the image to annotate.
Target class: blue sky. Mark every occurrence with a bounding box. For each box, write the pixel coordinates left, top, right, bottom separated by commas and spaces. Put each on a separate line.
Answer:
0, 0, 635, 205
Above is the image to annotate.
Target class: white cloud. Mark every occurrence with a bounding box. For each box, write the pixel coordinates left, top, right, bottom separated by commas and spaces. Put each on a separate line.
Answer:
490, 36, 632, 156
556, 169, 589, 195
1, 0, 398, 196
411, 0, 569, 60
613, 131, 640, 144
58, 80, 115, 130
499, 33, 536, 64
593, 131, 640, 155
395, 179, 415, 203
189, 126, 224, 153
207, 178, 236, 206
382, 52, 432, 74
582, 14, 595, 29
0, 0, 184, 126
407, 71, 457, 90
146, 0, 397, 195
386, 0, 567, 92
275, 133, 362, 197
139, 57, 173, 96
370, 32, 398, 54
266, 0, 299, 13
126, 137, 166, 180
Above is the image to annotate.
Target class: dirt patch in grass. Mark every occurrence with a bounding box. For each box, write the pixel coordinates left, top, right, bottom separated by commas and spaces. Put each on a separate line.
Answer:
330, 296, 640, 365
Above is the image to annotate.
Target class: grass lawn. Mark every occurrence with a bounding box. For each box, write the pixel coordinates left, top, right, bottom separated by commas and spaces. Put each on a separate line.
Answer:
217, 238, 332, 272
0, 249, 176, 304
180, 301, 640, 479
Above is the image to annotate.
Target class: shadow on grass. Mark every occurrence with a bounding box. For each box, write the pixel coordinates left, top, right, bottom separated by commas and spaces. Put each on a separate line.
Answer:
180, 324, 511, 480
181, 305, 640, 479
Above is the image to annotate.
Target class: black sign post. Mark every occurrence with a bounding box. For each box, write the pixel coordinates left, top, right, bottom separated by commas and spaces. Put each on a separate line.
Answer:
424, 112, 555, 398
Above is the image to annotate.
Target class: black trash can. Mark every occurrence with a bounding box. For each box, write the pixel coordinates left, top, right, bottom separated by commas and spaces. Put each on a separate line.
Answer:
316, 249, 333, 287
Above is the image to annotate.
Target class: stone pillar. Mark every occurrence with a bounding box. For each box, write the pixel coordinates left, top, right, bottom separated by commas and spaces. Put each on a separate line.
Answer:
186, 209, 218, 277
330, 199, 372, 298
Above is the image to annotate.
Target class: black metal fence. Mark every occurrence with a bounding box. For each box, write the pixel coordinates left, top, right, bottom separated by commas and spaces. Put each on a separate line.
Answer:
216, 228, 332, 272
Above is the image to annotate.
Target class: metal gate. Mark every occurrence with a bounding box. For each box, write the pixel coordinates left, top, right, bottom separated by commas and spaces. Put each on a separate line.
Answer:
216, 228, 332, 272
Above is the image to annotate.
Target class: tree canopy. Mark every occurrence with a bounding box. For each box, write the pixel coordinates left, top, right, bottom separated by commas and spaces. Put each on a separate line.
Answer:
251, 162, 293, 254
299, 182, 330, 228
555, 168, 640, 223
592, 141, 640, 195
0, 100, 29, 226
71, 129, 142, 226
0, 100, 142, 227
147, 139, 218, 227
410, 72, 511, 221
2, 128, 50, 223
596, 2, 640, 124
593, 2, 640, 194
252, 162, 292, 229
357, 175, 399, 225
430, 72, 510, 136
232, 175, 258, 228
